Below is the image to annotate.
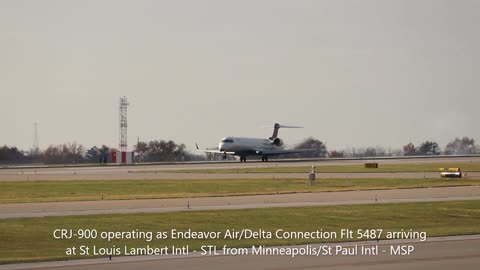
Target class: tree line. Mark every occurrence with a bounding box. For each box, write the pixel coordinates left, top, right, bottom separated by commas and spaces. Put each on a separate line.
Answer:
329, 137, 479, 158
274, 136, 479, 159
0, 136, 478, 164
0, 140, 196, 164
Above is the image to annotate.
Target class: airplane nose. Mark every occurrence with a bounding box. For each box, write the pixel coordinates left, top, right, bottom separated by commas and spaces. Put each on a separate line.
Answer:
219, 142, 224, 151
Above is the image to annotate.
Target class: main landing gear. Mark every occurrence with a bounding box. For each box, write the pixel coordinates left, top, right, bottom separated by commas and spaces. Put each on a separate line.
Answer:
239, 156, 269, 162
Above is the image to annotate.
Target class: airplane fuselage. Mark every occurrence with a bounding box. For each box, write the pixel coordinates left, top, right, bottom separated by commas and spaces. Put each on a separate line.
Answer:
219, 137, 275, 153
196, 123, 306, 162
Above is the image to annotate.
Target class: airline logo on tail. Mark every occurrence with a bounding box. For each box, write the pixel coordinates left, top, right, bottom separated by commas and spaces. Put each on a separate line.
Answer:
268, 123, 303, 140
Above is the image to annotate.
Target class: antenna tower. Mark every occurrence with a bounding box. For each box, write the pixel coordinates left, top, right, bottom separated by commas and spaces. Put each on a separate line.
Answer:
33, 122, 39, 154
119, 97, 129, 152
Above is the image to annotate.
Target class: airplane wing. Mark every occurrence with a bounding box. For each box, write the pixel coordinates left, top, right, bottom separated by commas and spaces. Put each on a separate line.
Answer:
256, 149, 315, 156
195, 143, 235, 155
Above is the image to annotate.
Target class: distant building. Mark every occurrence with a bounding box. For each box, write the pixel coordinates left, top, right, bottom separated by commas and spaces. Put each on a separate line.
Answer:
109, 151, 133, 164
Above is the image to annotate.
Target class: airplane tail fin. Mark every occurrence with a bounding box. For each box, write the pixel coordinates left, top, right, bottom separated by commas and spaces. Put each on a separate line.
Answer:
266, 123, 303, 139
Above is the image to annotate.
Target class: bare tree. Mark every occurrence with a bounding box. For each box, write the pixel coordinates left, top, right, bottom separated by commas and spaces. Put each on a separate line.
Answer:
403, 143, 416, 156
364, 147, 377, 157
329, 150, 344, 158
445, 137, 478, 155
41, 142, 85, 164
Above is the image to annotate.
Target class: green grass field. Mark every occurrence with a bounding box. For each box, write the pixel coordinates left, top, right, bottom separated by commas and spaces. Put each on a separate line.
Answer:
1, 178, 479, 203
0, 200, 479, 264
142, 162, 480, 174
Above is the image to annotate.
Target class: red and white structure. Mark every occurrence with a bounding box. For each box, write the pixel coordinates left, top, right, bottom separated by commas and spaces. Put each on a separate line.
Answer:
110, 151, 133, 164
112, 96, 133, 164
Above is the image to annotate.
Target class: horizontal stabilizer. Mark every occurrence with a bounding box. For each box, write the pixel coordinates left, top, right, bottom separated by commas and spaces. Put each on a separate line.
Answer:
262, 123, 303, 129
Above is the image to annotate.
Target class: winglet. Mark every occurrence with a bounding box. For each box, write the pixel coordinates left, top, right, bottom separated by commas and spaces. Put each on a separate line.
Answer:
195, 143, 199, 150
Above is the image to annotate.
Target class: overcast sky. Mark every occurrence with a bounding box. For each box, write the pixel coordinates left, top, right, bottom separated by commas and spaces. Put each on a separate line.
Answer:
1, 0, 479, 152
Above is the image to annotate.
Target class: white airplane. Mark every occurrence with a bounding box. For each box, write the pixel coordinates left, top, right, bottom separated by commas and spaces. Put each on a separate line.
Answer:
196, 123, 313, 162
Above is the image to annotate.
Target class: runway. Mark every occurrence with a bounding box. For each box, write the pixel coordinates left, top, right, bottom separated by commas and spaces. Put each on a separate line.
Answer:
1, 156, 479, 181
3, 171, 480, 181
1, 186, 479, 219
3, 235, 479, 270
1, 156, 479, 173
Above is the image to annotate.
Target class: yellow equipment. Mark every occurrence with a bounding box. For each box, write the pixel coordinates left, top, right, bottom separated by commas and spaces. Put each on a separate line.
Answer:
439, 168, 462, 178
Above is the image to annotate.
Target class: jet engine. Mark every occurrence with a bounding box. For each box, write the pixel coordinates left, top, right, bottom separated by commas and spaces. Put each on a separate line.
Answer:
272, 137, 284, 147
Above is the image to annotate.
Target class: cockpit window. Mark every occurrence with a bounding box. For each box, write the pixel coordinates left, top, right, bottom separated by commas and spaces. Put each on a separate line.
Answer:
221, 139, 234, 143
